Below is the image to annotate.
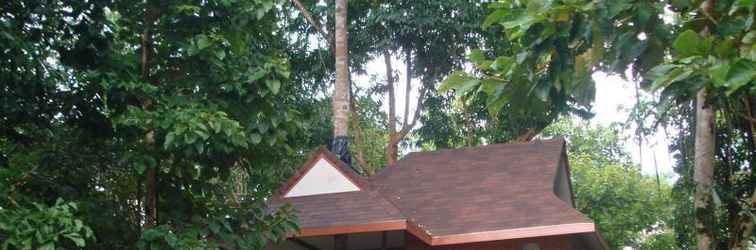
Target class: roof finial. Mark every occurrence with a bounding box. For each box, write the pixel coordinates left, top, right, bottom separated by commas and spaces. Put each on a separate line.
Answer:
330, 136, 352, 167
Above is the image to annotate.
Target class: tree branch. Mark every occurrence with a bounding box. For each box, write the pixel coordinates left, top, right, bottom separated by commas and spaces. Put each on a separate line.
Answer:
291, 0, 334, 47
385, 49, 397, 136
394, 86, 427, 142
403, 49, 412, 127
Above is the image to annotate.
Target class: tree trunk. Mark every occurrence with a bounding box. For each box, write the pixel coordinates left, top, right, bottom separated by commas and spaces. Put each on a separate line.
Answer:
385, 48, 423, 165
140, 5, 158, 229
384, 49, 398, 165
694, 88, 716, 250
403, 49, 412, 129
734, 96, 756, 250
332, 0, 349, 138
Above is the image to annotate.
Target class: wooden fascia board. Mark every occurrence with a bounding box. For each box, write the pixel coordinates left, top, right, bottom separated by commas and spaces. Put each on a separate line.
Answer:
426, 222, 597, 246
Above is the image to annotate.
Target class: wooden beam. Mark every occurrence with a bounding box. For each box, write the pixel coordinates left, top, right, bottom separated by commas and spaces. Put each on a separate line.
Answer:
381, 231, 388, 250
290, 238, 319, 250
334, 234, 348, 250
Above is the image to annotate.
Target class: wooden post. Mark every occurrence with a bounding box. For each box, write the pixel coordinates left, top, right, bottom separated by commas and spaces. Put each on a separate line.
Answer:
334, 234, 348, 250
381, 231, 388, 250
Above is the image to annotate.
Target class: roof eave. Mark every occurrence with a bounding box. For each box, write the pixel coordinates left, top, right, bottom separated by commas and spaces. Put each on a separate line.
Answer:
422, 222, 597, 246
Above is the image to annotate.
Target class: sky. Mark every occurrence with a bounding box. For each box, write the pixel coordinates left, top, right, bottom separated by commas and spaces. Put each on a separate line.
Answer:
591, 72, 676, 179
354, 56, 677, 180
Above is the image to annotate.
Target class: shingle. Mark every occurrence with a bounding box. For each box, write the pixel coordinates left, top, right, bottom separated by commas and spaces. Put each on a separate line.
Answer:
270, 138, 595, 243
369, 138, 592, 237
269, 148, 403, 231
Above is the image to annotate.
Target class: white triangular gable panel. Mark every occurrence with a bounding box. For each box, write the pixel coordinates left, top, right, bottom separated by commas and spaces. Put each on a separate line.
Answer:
284, 157, 360, 197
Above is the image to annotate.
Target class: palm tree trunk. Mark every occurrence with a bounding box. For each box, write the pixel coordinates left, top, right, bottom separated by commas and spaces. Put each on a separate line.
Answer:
694, 88, 716, 249
332, 0, 349, 138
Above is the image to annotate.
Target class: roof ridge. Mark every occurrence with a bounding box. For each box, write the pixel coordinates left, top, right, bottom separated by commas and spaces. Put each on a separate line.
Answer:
405, 137, 564, 157
370, 138, 566, 177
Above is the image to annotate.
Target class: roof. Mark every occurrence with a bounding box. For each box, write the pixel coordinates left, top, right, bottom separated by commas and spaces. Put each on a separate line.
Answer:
270, 139, 606, 248
269, 147, 405, 236
369, 139, 595, 245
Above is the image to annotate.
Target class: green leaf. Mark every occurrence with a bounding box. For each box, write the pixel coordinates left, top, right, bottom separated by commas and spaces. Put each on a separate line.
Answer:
673, 30, 712, 57
439, 71, 468, 92
196, 34, 211, 51
501, 12, 537, 40
709, 62, 731, 87
164, 132, 175, 149
142, 229, 161, 241
250, 133, 262, 145
64, 233, 86, 247
483, 9, 507, 29
266, 79, 281, 94
647, 64, 694, 91
490, 56, 515, 73
165, 232, 178, 248
39, 242, 55, 250
723, 59, 756, 95
468, 50, 487, 65
135, 163, 146, 175
214, 49, 226, 60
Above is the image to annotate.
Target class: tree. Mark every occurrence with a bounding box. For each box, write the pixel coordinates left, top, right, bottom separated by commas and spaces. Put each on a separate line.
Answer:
543, 118, 673, 249
1, 1, 309, 248
289, 0, 494, 169
443, 0, 755, 248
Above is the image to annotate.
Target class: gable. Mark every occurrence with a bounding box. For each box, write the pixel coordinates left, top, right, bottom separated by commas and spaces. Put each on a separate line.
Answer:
284, 157, 360, 198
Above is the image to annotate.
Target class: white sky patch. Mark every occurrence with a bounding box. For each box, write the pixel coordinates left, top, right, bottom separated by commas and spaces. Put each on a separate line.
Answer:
592, 72, 676, 180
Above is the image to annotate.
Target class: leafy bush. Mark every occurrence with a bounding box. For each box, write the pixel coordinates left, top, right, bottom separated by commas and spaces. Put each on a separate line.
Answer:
0, 199, 94, 250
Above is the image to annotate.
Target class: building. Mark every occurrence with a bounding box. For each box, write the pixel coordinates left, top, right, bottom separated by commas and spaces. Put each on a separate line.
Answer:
266, 138, 608, 250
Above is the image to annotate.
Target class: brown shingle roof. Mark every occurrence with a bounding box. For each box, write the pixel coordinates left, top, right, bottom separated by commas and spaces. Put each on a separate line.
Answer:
369, 138, 593, 244
271, 190, 405, 236
271, 139, 600, 246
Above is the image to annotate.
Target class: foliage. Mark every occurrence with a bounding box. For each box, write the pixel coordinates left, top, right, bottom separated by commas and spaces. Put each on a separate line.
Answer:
640, 230, 679, 250
439, 0, 600, 139
136, 204, 297, 250
543, 118, 674, 249
656, 97, 756, 249
349, 90, 390, 174
452, 0, 756, 248
1, 0, 316, 249
0, 199, 94, 250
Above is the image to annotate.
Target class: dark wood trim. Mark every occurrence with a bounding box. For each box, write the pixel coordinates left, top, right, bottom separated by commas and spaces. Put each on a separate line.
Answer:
405, 220, 433, 245
381, 231, 388, 250
334, 234, 348, 250
290, 238, 319, 250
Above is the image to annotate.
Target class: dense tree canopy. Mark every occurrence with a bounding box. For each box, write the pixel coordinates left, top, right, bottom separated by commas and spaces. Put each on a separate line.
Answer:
2, 0, 309, 249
